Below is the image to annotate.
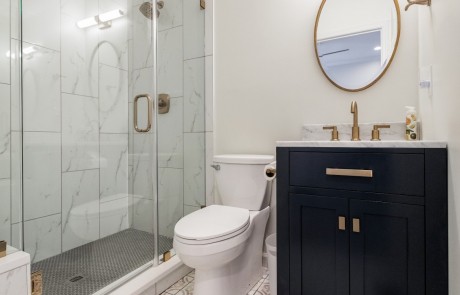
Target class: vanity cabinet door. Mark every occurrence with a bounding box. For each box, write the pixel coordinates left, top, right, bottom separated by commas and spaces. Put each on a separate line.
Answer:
290, 194, 349, 295
349, 200, 425, 295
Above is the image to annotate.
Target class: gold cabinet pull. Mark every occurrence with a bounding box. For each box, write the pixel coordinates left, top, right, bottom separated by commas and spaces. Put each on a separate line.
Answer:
326, 168, 373, 178
352, 218, 361, 233
338, 216, 346, 231
134, 94, 153, 133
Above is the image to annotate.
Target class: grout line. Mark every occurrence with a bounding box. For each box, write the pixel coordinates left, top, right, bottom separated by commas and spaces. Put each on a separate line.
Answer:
23, 212, 61, 223
184, 55, 206, 62
22, 130, 61, 133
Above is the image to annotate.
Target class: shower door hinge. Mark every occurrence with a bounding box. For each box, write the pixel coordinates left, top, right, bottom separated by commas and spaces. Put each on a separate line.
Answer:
200, 0, 206, 9
31, 271, 43, 295
163, 251, 172, 262
0, 240, 6, 258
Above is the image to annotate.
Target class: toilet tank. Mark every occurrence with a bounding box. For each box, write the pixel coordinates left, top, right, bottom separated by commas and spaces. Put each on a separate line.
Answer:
213, 154, 274, 210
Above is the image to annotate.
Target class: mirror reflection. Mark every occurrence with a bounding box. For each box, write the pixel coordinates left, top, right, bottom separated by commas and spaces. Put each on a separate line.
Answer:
315, 0, 400, 91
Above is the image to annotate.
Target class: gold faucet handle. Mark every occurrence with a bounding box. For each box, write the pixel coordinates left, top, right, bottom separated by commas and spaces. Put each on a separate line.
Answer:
371, 124, 391, 141
323, 126, 339, 141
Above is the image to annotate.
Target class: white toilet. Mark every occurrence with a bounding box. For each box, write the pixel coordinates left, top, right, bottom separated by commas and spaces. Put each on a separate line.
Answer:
173, 154, 274, 295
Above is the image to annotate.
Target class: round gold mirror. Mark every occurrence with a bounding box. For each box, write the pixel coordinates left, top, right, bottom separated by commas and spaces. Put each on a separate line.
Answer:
314, 0, 401, 92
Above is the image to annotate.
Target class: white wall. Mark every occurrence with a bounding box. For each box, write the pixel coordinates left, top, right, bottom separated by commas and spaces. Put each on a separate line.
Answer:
418, 2, 460, 294
214, 0, 419, 156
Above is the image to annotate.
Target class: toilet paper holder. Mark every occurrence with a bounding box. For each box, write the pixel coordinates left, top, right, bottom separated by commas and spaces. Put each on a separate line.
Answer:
265, 167, 276, 178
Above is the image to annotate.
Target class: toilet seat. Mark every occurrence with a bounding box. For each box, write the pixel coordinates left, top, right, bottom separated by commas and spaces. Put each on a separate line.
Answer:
175, 205, 250, 245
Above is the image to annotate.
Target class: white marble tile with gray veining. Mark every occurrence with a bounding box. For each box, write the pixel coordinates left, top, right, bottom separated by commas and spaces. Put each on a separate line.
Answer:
158, 168, 183, 238
205, 132, 214, 206
100, 134, 129, 203
158, 97, 183, 168
10, 132, 21, 224
205, 0, 213, 56
183, 0, 205, 60
61, 0, 98, 20
10, 223, 22, 250
0, 0, 9, 84
132, 197, 155, 234
0, 179, 11, 243
61, 11, 99, 98
184, 133, 205, 207
158, 0, 183, 31
62, 93, 99, 172
183, 205, 200, 217
0, 84, 11, 179
24, 214, 61, 263
22, 44, 61, 132
158, 26, 183, 98
10, 0, 21, 40
23, 0, 60, 51
132, 134, 155, 200
184, 58, 205, 133
302, 122, 406, 142
205, 56, 213, 132
10, 0, 20, 40
130, 67, 154, 103
99, 0, 129, 70
132, 4, 154, 70
99, 65, 129, 133
62, 169, 100, 252
0, 265, 29, 295
10, 39, 21, 132
23, 132, 61, 221
128, 102, 134, 165
100, 197, 129, 238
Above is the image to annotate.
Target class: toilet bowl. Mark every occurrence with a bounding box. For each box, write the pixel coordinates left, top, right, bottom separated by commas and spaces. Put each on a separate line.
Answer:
173, 154, 274, 295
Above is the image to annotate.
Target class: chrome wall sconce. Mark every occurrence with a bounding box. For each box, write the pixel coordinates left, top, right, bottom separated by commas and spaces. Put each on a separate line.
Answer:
405, 0, 431, 11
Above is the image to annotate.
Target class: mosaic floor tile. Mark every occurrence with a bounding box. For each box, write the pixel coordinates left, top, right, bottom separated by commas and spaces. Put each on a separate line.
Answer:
162, 269, 271, 295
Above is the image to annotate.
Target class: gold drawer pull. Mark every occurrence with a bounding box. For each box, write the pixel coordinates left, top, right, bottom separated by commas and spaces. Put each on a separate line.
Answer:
353, 218, 361, 233
326, 168, 373, 178
338, 216, 346, 231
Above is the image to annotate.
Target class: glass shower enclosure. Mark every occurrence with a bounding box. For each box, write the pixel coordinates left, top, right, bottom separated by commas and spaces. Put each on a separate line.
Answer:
0, 0, 206, 293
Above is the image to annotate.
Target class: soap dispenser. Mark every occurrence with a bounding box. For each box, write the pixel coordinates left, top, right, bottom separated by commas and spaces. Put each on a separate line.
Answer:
405, 106, 418, 140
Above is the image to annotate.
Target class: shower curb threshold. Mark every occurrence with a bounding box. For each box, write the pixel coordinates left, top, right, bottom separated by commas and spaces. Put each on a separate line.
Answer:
107, 256, 191, 295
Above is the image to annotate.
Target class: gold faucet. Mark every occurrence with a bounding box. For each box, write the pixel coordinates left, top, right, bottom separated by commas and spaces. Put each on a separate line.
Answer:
351, 101, 360, 141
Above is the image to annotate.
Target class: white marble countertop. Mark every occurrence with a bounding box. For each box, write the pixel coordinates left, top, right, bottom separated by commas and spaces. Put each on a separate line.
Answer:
276, 140, 447, 148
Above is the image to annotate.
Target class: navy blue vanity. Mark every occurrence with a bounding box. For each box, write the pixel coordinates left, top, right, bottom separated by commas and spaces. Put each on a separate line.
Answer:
276, 144, 448, 295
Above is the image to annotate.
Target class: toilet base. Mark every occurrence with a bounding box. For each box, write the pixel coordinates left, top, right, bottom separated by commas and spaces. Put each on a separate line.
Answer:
192, 207, 270, 295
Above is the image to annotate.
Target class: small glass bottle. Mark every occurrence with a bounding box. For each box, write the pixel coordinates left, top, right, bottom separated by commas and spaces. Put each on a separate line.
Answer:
405, 106, 417, 141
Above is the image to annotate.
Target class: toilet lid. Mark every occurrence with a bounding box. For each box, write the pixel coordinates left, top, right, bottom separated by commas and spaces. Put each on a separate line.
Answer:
175, 205, 250, 241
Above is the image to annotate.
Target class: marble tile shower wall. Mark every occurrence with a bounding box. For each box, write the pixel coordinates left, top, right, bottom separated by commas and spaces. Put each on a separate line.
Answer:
19, 0, 132, 263
0, 0, 21, 252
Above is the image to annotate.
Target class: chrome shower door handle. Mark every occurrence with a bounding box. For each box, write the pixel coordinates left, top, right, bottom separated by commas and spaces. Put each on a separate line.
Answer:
134, 94, 153, 133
